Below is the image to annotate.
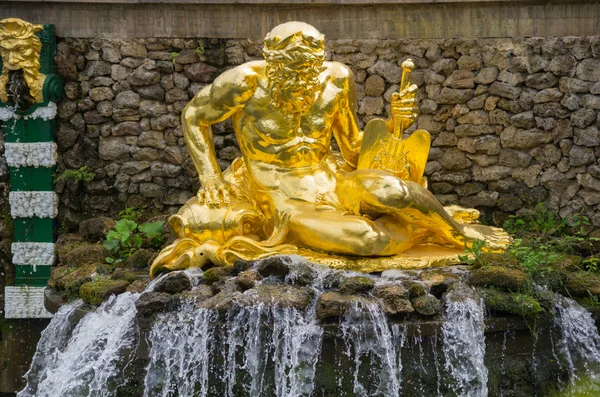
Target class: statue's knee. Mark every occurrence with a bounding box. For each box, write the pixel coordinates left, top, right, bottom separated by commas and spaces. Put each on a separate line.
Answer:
350, 223, 390, 256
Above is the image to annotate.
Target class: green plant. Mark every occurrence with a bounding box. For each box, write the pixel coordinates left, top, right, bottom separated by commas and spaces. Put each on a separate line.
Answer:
104, 218, 164, 260
583, 256, 600, 272
57, 222, 69, 235
171, 51, 179, 63
509, 238, 561, 276
458, 239, 486, 266
56, 166, 95, 184
118, 207, 142, 222
195, 39, 205, 56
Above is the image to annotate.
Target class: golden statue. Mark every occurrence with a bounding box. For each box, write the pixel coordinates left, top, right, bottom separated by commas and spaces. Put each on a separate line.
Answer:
150, 21, 508, 278
0, 18, 46, 109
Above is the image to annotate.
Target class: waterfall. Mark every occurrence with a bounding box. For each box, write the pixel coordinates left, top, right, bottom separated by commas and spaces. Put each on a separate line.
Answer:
552, 294, 600, 394
340, 300, 401, 397
18, 301, 83, 397
17, 293, 140, 397
442, 287, 488, 397
144, 300, 323, 397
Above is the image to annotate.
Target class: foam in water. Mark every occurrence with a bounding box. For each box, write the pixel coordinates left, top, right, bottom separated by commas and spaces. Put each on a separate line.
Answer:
442, 288, 488, 397
18, 293, 140, 397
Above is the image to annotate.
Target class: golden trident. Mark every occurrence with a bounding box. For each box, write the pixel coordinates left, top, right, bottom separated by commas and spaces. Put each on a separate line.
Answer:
357, 58, 430, 185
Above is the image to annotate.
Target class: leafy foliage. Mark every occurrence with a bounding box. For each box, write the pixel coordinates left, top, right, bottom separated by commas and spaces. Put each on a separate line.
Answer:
195, 40, 205, 56
103, 210, 164, 261
56, 166, 95, 184
118, 207, 143, 222
458, 239, 486, 266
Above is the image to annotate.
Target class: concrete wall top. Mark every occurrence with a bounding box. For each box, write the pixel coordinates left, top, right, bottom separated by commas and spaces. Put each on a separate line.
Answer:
1, 1, 600, 39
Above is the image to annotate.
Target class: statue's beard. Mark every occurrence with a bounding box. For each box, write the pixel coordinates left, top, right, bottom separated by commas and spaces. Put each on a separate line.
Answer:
266, 59, 323, 115
6, 69, 35, 111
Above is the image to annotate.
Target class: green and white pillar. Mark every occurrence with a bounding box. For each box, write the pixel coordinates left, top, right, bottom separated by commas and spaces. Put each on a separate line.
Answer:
1, 23, 63, 318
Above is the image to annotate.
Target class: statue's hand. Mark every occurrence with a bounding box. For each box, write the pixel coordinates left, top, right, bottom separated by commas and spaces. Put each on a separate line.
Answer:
391, 84, 419, 123
197, 176, 242, 207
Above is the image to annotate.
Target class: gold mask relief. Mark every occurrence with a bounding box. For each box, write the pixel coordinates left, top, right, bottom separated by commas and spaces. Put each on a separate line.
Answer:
0, 18, 46, 108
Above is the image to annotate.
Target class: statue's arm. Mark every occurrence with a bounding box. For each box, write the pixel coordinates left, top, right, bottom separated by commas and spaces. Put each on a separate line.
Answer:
330, 64, 363, 169
182, 66, 257, 183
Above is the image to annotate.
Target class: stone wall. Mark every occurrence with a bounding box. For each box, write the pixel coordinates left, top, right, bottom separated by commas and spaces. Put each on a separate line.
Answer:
36, 36, 600, 228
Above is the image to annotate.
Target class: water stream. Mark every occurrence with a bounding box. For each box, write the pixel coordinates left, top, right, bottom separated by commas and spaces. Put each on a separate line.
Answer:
17, 293, 140, 397
442, 286, 488, 397
16, 269, 600, 397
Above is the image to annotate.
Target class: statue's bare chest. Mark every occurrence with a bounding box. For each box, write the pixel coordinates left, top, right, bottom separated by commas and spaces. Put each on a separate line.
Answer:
241, 84, 338, 143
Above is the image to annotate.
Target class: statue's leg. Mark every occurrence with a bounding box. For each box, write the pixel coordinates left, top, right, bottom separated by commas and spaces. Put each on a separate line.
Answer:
338, 170, 509, 249
287, 204, 425, 256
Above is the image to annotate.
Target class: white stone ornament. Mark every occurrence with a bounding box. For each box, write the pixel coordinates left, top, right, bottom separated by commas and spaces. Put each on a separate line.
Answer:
4, 286, 53, 318
9, 191, 59, 219
4, 142, 57, 168
12, 242, 55, 267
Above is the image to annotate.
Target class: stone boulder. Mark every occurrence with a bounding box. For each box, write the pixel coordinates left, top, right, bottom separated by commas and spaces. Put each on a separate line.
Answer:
79, 279, 130, 305
135, 291, 174, 317
203, 266, 234, 285
62, 244, 111, 268
79, 216, 116, 242
236, 284, 311, 310
372, 283, 414, 315
316, 292, 375, 321
152, 271, 192, 294
125, 249, 155, 269
339, 276, 375, 295
565, 271, 600, 297
236, 270, 262, 290
256, 256, 290, 278
411, 294, 442, 316
55, 233, 85, 262
470, 266, 530, 292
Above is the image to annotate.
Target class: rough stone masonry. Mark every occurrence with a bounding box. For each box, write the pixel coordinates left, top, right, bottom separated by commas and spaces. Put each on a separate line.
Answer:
19, 35, 600, 228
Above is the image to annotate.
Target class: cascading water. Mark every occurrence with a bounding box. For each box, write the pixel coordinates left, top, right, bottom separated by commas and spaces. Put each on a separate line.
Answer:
17, 293, 140, 397
442, 286, 488, 397
145, 300, 323, 397
19, 260, 600, 397
340, 301, 402, 397
143, 303, 217, 397
552, 293, 600, 394
18, 301, 83, 396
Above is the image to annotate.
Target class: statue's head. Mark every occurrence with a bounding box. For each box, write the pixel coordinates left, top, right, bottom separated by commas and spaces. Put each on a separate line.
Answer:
263, 22, 325, 114
0, 18, 45, 106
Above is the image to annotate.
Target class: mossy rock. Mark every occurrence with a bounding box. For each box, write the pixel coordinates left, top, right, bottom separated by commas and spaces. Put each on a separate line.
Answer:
470, 266, 530, 292
564, 271, 600, 297
79, 216, 116, 243
203, 266, 234, 285
316, 291, 375, 320
125, 249, 155, 269
127, 279, 150, 293
61, 244, 111, 268
51, 263, 112, 298
236, 284, 311, 311
480, 287, 542, 321
339, 276, 375, 295
476, 252, 520, 268
412, 294, 441, 316
111, 268, 147, 283
373, 283, 413, 315
79, 279, 130, 305
55, 233, 85, 262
